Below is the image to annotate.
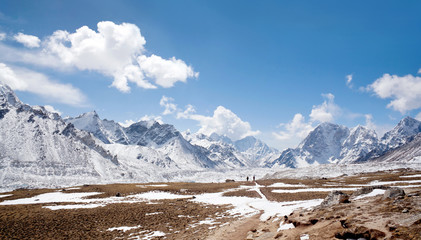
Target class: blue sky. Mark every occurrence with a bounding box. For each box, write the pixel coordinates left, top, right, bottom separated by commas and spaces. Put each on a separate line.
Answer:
0, 0, 420, 150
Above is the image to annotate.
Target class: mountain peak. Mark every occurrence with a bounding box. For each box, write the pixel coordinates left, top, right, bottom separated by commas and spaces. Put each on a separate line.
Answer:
0, 82, 22, 108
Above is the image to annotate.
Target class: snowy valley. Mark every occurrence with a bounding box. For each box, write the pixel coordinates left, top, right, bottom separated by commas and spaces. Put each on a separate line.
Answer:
1, 82, 421, 191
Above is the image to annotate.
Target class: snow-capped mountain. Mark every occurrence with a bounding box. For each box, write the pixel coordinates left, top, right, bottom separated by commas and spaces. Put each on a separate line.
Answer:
234, 136, 280, 166
66, 111, 222, 169
183, 132, 248, 168
355, 116, 421, 162
381, 116, 421, 149
267, 123, 379, 168
0, 83, 126, 190
184, 132, 279, 167
66, 111, 129, 144
339, 125, 379, 163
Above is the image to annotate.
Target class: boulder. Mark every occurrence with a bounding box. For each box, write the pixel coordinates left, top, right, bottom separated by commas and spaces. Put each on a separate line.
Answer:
320, 191, 349, 207
351, 185, 389, 198
382, 187, 405, 200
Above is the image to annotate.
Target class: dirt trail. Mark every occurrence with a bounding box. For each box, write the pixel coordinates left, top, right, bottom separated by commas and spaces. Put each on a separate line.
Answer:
205, 213, 262, 240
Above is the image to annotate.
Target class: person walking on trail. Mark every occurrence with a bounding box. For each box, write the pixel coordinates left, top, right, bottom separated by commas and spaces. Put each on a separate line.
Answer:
253, 175, 255, 182
246, 176, 249, 182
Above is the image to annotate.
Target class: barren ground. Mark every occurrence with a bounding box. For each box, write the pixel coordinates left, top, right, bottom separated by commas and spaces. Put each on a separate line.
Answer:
0, 169, 421, 239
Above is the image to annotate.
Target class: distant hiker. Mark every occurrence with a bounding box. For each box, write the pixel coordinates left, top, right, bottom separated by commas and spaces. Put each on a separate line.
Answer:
253, 175, 255, 182
246, 176, 249, 182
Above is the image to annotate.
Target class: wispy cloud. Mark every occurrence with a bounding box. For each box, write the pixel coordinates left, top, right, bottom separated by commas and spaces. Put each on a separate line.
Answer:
0, 63, 87, 107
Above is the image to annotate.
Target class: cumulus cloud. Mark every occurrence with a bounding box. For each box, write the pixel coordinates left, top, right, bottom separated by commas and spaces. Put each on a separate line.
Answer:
418, 68, 421, 75
119, 115, 163, 128
0, 33, 5, 41
367, 73, 421, 114
273, 93, 343, 149
346, 74, 353, 88
0, 63, 86, 106
309, 93, 341, 123
160, 96, 177, 115
140, 114, 163, 124
163, 97, 259, 141
273, 114, 314, 141
138, 55, 199, 88
13, 33, 40, 48
2, 21, 198, 93
44, 105, 62, 115
182, 106, 260, 141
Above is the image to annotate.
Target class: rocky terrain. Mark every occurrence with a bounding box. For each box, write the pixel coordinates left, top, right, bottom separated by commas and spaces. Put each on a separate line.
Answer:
1, 169, 420, 239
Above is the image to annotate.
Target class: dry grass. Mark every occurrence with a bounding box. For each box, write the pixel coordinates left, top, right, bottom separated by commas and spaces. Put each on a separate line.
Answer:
0, 199, 233, 240
222, 190, 262, 198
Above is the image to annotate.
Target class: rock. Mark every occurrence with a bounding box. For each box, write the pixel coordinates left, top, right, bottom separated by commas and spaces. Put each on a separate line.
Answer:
382, 187, 405, 200
115, 192, 121, 197
402, 209, 409, 213
408, 193, 419, 197
351, 185, 389, 198
320, 191, 350, 207
225, 179, 235, 183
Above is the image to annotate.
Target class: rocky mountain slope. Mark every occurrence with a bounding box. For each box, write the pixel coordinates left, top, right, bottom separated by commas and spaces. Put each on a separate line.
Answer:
0, 83, 126, 190
267, 118, 421, 168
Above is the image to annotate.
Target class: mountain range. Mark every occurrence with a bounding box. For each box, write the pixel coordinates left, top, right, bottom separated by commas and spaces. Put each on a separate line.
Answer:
1, 82, 421, 190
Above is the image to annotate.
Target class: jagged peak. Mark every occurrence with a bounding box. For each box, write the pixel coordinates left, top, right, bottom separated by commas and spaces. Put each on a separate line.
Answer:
397, 116, 420, 127
0, 81, 22, 108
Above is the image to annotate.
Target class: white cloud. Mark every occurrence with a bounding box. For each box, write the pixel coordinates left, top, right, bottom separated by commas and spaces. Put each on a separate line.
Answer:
44, 105, 62, 115
1, 21, 198, 93
418, 68, 421, 75
13, 33, 40, 48
273, 114, 314, 142
0, 33, 5, 41
364, 114, 376, 131
138, 55, 199, 88
309, 93, 340, 123
0, 63, 86, 106
368, 73, 421, 114
272, 93, 342, 149
119, 115, 163, 127
346, 74, 353, 88
140, 114, 163, 124
119, 119, 136, 128
159, 96, 177, 115
173, 103, 259, 141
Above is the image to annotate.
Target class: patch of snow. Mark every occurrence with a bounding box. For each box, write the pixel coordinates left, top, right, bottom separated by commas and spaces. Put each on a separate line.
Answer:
400, 174, 421, 178
268, 182, 306, 188
65, 187, 81, 190
130, 191, 192, 200
0, 192, 102, 205
300, 234, 310, 240
44, 204, 106, 210
145, 212, 162, 216
278, 221, 294, 231
354, 189, 386, 200
0, 194, 12, 198
141, 231, 166, 239
272, 188, 358, 193
107, 225, 142, 232
370, 179, 421, 186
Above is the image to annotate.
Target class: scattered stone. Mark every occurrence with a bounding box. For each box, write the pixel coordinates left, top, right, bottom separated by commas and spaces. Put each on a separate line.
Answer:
351, 186, 388, 198
402, 209, 409, 213
320, 191, 350, 207
382, 187, 405, 200
225, 179, 235, 183
310, 219, 318, 225
407, 193, 419, 197
115, 192, 121, 197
